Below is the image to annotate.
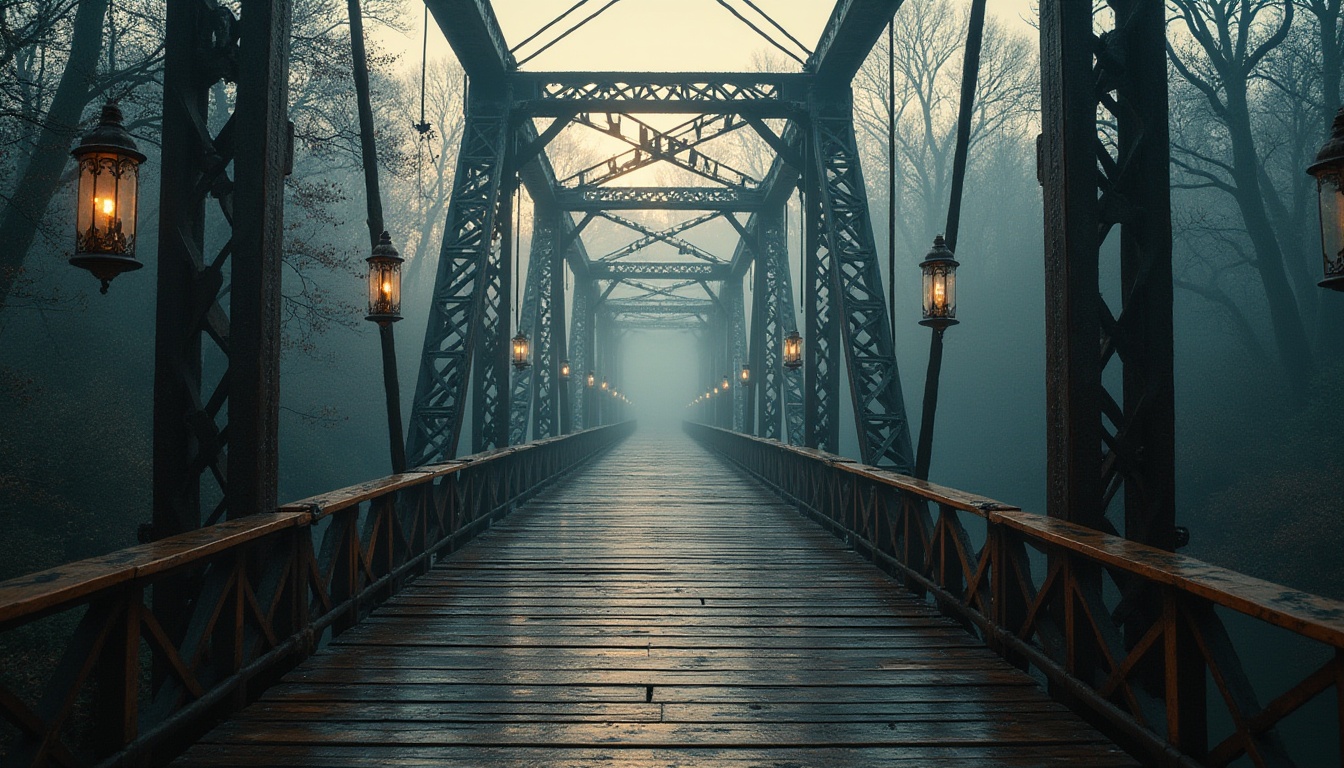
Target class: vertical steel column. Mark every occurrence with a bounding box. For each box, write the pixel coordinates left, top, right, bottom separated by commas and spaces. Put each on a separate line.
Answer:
406, 93, 511, 465
508, 211, 552, 445
725, 277, 748, 432
802, 135, 839, 452
809, 99, 914, 470
473, 167, 515, 452
746, 236, 767, 436
549, 217, 571, 436
1041, 0, 1190, 752
569, 279, 594, 429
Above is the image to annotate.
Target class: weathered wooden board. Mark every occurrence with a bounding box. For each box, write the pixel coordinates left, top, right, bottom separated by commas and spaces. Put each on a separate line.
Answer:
174, 430, 1135, 767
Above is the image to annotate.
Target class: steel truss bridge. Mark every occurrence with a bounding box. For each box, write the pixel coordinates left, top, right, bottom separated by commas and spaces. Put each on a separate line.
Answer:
0, 1, 1342, 767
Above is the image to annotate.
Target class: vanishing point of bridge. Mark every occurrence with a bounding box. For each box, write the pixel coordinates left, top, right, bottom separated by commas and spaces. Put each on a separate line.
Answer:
2, 1, 1344, 767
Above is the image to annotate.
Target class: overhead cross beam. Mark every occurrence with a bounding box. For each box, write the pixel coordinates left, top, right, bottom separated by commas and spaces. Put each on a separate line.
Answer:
565, 113, 758, 189
558, 186, 765, 212
591, 262, 730, 280
511, 72, 808, 117
598, 211, 723, 263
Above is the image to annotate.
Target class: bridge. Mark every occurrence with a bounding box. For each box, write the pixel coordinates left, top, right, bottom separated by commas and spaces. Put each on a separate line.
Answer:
1, 0, 1343, 767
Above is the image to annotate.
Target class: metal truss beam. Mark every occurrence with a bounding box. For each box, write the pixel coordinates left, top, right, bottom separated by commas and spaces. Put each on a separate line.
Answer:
424, 0, 513, 87
568, 279, 595, 428
508, 213, 548, 445
604, 299, 714, 315
590, 262, 729, 280
565, 113, 758, 189
406, 96, 511, 466
725, 278, 748, 432
152, 0, 289, 536
597, 211, 722, 263
810, 104, 914, 470
510, 72, 808, 117
558, 186, 764, 212
802, 155, 839, 453
473, 180, 514, 453
1041, 0, 1175, 547
808, 0, 904, 88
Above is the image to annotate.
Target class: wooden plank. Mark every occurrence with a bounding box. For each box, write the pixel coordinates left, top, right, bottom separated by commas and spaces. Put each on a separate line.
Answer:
174, 430, 1134, 766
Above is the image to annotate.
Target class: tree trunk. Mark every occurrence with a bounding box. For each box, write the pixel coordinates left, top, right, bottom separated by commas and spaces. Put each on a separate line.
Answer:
1225, 86, 1317, 396
0, 0, 108, 310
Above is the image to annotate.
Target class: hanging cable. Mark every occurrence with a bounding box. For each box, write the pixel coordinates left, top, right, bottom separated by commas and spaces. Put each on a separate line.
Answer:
714, 0, 805, 66
510, 0, 591, 54
414, 5, 431, 135
515, 0, 625, 68
739, 0, 811, 56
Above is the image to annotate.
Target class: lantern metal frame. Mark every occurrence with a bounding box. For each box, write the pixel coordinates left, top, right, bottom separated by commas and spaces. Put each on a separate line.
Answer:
365, 231, 405, 324
919, 235, 960, 328
1309, 107, 1344, 291
586, 371, 596, 388
782, 329, 803, 371
740, 364, 750, 383
560, 359, 571, 379
511, 330, 532, 370
70, 100, 147, 293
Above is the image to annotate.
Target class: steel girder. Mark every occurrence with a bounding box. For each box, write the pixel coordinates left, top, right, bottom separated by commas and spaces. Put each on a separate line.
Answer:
1040, 1, 1175, 546
508, 213, 550, 445
511, 72, 807, 117
748, 208, 803, 444
725, 278, 748, 432
591, 263, 729, 280
406, 97, 511, 466
565, 113, 758, 189
152, 0, 289, 534
604, 300, 715, 315
802, 148, 840, 453
568, 279, 595, 429
597, 212, 722, 264
809, 104, 914, 470
558, 186, 765, 212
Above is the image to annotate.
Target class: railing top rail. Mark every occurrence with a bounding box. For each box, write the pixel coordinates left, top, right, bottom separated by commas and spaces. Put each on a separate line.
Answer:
693, 423, 1344, 649
0, 424, 623, 630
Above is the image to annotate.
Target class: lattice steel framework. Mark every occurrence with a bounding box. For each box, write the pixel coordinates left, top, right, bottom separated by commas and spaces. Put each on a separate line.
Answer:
569, 279, 595, 429
153, 0, 289, 538
565, 113, 757, 189
810, 105, 914, 470
406, 97, 511, 465
1040, 0, 1175, 546
725, 278, 748, 432
508, 212, 549, 445
558, 186, 764, 212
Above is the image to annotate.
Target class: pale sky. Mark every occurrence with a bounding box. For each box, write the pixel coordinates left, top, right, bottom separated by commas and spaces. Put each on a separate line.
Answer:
392, 0, 1039, 74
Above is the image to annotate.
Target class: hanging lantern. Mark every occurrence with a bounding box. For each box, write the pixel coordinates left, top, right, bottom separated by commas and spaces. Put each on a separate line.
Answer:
365, 231, 404, 324
70, 100, 147, 293
722, 373, 731, 391
560, 359, 571, 379
919, 235, 960, 327
1309, 107, 1344, 290
740, 365, 750, 383
512, 331, 531, 370
601, 378, 608, 390
783, 330, 803, 370
587, 371, 596, 388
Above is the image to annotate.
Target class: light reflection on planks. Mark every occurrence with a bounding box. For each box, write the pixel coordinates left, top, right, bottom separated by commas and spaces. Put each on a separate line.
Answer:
175, 429, 1136, 767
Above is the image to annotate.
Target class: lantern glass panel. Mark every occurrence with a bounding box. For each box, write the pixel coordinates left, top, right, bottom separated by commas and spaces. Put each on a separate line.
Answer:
368, 259, 402, 318
1318, 172, 1344, 283
783, 331, 803, 369
512, 333, 531, 369
922, 263, 956, 321
76, 153, 139, 256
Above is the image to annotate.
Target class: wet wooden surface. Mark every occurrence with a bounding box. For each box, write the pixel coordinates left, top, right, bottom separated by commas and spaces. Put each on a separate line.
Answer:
175, 428, 1135, 767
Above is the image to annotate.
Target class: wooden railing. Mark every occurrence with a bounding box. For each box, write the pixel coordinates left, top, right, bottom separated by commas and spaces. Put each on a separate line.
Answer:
0, 422, 634, 768
688, 422, 1344, 768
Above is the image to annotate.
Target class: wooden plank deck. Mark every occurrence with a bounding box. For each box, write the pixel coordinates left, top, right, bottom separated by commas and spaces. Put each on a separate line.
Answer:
175, 428, 1136, 767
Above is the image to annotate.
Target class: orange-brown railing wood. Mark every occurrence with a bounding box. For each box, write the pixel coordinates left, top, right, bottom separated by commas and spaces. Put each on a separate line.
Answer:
0, 422, 634, 768
688, 422, 1343, 768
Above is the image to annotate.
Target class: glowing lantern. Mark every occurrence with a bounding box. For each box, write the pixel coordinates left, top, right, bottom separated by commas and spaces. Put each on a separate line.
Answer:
600, 378, 608, 390
560, 359, 571, 379
512, 331, 531, 370
740, 365, 750, 383
365, 231, 404, 324
722, 374, 731, 391
919, 235, 959, 328
783, 330, 803, 370
586, 371, 596, 388
1309, 107, 1344, 290
70, 101, 146, 293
